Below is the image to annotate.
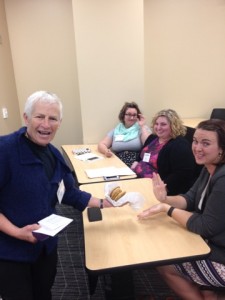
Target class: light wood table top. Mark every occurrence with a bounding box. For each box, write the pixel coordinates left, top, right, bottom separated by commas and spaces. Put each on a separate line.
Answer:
61, 144, 137, 184
80, 178, 210, 273
182, 118, 205, 128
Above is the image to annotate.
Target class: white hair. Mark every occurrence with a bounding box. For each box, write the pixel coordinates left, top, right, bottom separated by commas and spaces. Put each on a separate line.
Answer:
24, 91, 63, 120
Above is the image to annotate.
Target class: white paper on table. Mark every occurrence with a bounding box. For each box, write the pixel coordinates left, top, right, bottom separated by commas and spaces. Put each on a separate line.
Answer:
85, 167, 135, 179
74, 152, 103, 162
104, 182, 145, 210
33, 214, 73, 237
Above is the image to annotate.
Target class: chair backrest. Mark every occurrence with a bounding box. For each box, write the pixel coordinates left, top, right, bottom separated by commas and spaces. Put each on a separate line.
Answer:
184, 126, 195, 144
210, 108, 225, 121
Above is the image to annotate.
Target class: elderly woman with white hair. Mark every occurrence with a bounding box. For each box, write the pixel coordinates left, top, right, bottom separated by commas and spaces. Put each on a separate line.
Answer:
0, 91, 112, 300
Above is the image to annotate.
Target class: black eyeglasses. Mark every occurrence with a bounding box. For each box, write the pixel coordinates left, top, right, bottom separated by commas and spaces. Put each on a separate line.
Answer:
125, 113, 138, 118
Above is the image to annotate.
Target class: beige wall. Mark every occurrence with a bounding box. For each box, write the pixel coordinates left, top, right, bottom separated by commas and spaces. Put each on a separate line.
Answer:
72, 0, 144, 143
0, 0, 21, 135
1, 0, 225, 148
144, 0, 225, 121
4, 0, 83, 149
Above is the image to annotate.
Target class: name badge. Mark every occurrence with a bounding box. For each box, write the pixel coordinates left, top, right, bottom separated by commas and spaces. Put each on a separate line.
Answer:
57, 180, 65, 204
115, 134, 124, 141
143, 153, 151, 162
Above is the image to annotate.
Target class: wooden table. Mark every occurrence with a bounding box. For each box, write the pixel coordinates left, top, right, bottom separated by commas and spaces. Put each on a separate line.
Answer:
61, 144, 137, 185
182, 118, 205, 128
80, 178, 210, 273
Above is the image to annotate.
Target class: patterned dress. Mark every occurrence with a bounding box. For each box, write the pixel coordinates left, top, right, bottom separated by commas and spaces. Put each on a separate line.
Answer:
133, 138, 167, 178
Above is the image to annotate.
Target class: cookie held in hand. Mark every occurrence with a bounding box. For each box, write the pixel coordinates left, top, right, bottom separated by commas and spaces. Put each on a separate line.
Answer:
110, 187, 126, 201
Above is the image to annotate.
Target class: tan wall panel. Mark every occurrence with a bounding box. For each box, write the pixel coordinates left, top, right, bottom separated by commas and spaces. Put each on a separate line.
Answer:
4, 0, 82, 149
144, 0, 225, 123
0, 0, 21, 135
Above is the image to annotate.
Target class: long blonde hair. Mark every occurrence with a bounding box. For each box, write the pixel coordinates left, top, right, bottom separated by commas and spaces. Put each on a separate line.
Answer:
151, 109, 186, 139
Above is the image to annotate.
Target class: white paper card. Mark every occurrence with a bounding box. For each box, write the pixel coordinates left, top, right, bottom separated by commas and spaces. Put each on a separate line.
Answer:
143, 153, 151, 162
115, 134, 124, 141
33, 214, 73, 237
57, 180, 65, 204
74, 153, 103, 161
85, 167, 135, 179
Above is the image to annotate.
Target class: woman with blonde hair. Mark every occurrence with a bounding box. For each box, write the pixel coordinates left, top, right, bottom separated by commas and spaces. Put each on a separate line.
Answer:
138, 119, 225, 299
131, 109, 196, 195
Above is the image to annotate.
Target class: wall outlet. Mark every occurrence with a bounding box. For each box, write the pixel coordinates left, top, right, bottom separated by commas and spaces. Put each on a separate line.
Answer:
2, 108, 8, 119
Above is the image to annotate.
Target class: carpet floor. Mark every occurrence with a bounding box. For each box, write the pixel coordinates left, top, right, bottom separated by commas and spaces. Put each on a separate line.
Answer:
52, 204, 180, 300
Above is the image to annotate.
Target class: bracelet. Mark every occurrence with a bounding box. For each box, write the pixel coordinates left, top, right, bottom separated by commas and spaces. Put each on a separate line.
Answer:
99, 199, 104, 209
167, 206, 175, 217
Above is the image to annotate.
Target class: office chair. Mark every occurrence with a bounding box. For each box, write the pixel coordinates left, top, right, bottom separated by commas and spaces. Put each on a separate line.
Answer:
184, 126, 195, 144
210, 108, 225, 121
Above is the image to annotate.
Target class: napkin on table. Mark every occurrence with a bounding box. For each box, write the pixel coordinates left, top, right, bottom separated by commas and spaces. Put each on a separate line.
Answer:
104, 182, 145, 210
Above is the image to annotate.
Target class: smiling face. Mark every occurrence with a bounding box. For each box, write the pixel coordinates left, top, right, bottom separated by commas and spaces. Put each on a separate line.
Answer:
192, 128, 222, 173
23, 101, 61, 146
124, 108, 138, 128
153, 116, 172, 141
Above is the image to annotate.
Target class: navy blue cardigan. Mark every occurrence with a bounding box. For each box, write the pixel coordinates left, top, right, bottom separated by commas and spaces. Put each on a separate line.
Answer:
139, 135, 197, 195
0, 127, 91, 262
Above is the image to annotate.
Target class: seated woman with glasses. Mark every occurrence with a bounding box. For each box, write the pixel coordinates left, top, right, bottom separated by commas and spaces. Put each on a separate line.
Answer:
98, 102, 151, 167
131, 109, 196, 195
